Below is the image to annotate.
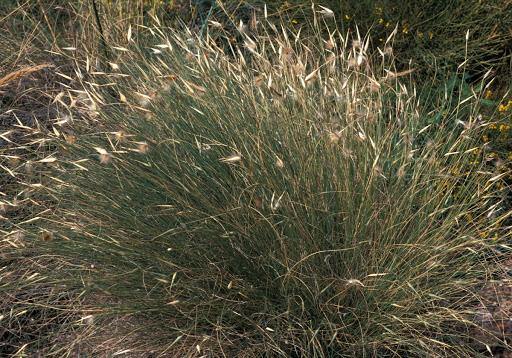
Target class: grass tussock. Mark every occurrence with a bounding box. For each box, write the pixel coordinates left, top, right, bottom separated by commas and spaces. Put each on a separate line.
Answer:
17, 18, 511, 356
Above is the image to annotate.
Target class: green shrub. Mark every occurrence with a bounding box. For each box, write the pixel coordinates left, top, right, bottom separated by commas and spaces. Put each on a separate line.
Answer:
30, 23, 510, 355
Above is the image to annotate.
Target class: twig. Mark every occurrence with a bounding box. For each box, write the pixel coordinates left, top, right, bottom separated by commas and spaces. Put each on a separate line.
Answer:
91, 0, 110, 62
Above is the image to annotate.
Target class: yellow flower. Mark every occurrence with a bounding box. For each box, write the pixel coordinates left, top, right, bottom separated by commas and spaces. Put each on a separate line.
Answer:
499, 124, 510, 132
484, 89, 493, 99
482, 134, 489, 142
488, 123, 497, 129
379, 18, 384, 24
498, 100, 512, 112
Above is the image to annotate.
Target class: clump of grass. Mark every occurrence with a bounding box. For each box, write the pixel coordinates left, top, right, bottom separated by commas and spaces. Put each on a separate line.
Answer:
27, 20, 511, 356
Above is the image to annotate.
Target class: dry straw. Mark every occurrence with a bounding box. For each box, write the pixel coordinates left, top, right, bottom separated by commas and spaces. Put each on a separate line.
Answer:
0, 63, 53, 88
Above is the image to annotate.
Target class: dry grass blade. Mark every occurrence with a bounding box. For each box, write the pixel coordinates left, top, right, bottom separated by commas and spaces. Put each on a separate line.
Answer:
0, 63, 53, 88
384, 68, 416, 80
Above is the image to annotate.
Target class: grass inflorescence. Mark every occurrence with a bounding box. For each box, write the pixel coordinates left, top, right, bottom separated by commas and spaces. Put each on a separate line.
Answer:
263, 0, 512, 81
